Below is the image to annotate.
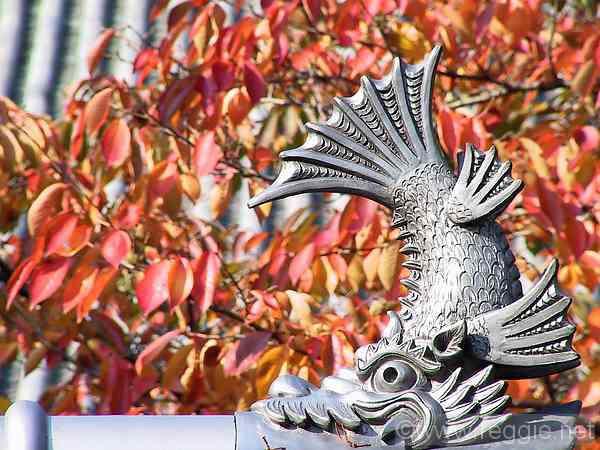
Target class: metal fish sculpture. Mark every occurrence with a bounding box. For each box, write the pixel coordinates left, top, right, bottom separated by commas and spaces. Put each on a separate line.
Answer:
247, 46, 579, 449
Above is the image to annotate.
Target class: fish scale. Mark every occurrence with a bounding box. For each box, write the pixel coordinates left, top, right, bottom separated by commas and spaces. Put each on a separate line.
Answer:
391, 162, 520, 339
249, 45, 578, 379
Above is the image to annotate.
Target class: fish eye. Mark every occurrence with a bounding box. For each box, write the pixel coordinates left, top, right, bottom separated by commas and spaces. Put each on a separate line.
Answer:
373, 360, 418, 392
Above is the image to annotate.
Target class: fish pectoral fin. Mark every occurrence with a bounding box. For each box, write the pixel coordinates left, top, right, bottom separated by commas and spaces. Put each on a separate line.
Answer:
470, 259, 580, 378
448, 144, 523, 225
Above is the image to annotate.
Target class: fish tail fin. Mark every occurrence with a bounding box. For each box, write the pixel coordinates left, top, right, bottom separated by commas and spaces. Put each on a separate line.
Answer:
248, 46, 447, 209
473, 259, 580, 378
448, 144, 524, 224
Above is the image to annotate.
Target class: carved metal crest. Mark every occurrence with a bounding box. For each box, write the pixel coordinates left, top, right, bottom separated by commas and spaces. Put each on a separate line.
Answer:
247, 45, 580, 449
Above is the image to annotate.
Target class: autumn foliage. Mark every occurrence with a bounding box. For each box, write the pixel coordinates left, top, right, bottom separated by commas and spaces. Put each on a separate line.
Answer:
1, 0, 600, 445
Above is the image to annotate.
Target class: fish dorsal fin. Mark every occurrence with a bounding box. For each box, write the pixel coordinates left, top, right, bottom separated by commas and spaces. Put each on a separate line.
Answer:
248, 46, 447, 210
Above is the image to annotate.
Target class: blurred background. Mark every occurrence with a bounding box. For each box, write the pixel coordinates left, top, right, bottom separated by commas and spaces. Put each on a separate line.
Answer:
1, 2, 600, 447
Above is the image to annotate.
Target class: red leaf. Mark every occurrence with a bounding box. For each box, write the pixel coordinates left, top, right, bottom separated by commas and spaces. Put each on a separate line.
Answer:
167, 1, 192, 31
363, 0, 383, 16
114, 202, 143, 229
349, 47, 377, 78
101, 229, 131, 268
168, 257, 194, 309
194, 252, 220, 312
302, 0, 321, 23
243, 62, 266, 104
45, 213, 79, 256
582, 250, 600, 270
537, 180, 565, 231
135, 329, 181, 375
564, 216, 588, 259
289, 243, 316, 285
87, 28, 115, 75
212, 61, 235, 91
30, 257, 72, 306
193, 131, 223, 177
101, 118, 131, 167
223, 331, 271, 376
574, 125, 600, 152
84, 88, 113, 135
6, 258, 36, 308
276, 33, 289, 65
136, 261, 172, 315
439, 107, 458, 159
314, 212, 341, 248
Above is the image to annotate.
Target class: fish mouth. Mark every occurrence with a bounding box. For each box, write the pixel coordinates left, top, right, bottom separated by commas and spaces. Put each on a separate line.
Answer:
251, 372, 436, 429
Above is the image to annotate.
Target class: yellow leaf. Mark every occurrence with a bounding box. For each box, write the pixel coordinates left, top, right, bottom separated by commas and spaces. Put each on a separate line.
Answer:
347, 254, 365, 292
0, 397, 11, 414
355, 224, 372, 249
255, 345, 287, 398
572, 61, 597, 97
321, 256, 338, 294
286, 290, 313, 327
363, 248, 381, 283
162, 344, 193, 390
0, 126, 23, 172
378, 242, 400, 290
520, 138, 549, 179
179, 173, 201, 201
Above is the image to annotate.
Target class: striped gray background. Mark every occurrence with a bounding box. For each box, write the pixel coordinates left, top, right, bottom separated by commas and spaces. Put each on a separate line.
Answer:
0, 0, 332, 404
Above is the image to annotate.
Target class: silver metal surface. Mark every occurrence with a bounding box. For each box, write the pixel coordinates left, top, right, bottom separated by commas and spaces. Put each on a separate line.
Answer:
5, 401, 47, 450
3, 401, 235, 450
247, 45, 581, 449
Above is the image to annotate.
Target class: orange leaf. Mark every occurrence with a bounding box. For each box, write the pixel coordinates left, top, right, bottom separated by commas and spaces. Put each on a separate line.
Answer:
45, 213, 79, 256
77, 267, 116, 322
87, 28, 115, 75
289, 243, 316, 285
6, 258, 36, 308
328, 253, 347, 281
27, 183, 68, 236
168, 257, 194, 309
582, 250, 600, 270
193, 131, 222, 177
589, 307, 600, 340
84, 88, 113, 135
244, 232, 268, 252
29, 257, 72, 306
101, 118, 131, 167
521, 137, 549, 179
224, 88, 252, 125
55, 224, 92, 257
63, 265, 99, 313
135, 329, 181, 375
101, 229, 131, 268
136, 261, 172, 315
